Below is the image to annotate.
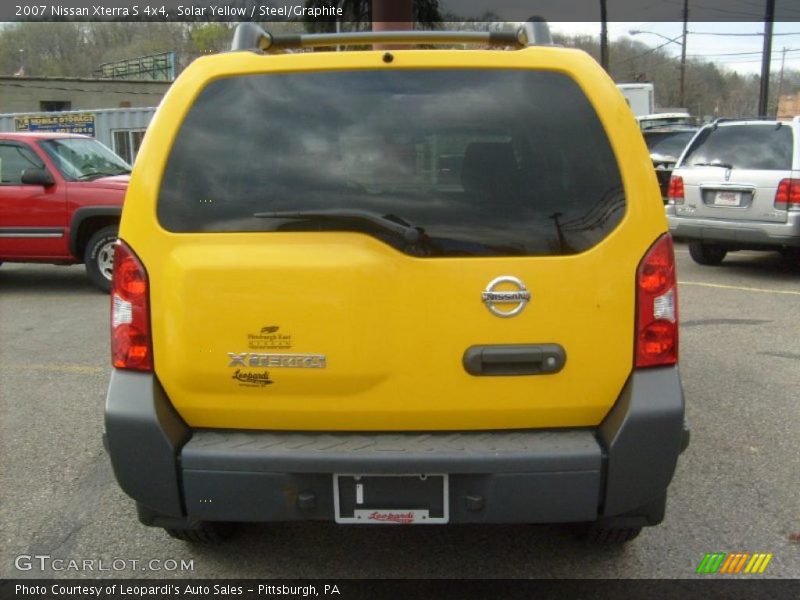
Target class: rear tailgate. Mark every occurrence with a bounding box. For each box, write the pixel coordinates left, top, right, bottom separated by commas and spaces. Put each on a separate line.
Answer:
121, 49, 668, 431
681, 167, 791, 223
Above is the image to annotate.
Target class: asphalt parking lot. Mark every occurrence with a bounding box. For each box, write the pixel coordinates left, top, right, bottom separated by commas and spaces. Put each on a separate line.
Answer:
1, 243, 798, 579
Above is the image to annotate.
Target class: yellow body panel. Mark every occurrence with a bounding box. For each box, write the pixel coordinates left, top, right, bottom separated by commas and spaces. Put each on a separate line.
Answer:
121, 47, 667, 431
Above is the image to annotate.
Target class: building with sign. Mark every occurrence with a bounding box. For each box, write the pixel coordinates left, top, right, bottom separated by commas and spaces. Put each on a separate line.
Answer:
0, 107, 157, 164
0, 72, 171, 164
14, 113, 97, 136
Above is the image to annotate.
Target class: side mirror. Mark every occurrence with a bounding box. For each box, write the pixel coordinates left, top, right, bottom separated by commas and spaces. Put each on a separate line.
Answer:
21, 168, 55, 187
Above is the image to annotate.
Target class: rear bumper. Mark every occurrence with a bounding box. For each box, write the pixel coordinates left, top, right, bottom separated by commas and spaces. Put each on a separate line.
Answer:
105, 367, 688, 526
667, 208, 800, 247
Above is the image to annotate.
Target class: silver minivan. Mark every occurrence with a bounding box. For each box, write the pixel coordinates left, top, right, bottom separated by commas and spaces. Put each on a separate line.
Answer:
667, 117, 800, 265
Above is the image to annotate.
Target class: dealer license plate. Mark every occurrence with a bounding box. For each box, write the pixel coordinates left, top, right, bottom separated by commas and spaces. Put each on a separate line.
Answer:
714, 191, 741, 206
333, 474, 449, 524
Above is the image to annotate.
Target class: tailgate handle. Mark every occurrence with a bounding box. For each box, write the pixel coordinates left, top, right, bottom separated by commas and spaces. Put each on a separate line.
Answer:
463, 344, 566, 376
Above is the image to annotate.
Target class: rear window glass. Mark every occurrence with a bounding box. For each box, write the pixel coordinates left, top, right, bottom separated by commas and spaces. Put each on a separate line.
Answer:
158, 69, 625, 257
681, 124, 793, 171
644, 131, 696, 160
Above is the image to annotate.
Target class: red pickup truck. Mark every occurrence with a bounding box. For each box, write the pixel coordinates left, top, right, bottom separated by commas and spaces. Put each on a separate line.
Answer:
0, 132, 130, 291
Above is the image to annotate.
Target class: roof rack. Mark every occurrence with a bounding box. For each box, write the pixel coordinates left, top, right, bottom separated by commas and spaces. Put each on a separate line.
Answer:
709, 116, 786, 130
230, 18, 553, 53
711, 116, 776, 125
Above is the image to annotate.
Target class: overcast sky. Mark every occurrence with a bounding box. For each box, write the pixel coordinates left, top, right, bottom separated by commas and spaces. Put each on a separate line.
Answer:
552, 21, 800, 75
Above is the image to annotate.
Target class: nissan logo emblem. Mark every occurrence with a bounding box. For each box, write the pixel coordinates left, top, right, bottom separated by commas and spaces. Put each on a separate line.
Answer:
481, 276, 531, 318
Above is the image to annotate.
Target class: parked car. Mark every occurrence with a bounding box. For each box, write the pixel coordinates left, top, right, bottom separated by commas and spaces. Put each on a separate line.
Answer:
0, 132, 130, 290
668, 117, 800, 265
643, 126, 698, 201
104, 21, 688, 545
637, 112, 694, 131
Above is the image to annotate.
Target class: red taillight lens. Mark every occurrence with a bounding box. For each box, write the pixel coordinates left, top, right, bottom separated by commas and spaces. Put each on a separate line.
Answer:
774, 178, 800, 210
635, 234, 678, 368
111, 241, 152, 371
667, 175, 685, 204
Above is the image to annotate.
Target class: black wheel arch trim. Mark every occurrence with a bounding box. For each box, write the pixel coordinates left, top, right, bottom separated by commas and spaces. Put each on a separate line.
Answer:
104, 370, 190, 518
69, 206, 122, 258
597, 366, 686, 518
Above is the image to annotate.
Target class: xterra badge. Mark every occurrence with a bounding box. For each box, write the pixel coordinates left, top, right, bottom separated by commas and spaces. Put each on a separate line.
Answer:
228, 353, 326, 369
481, 276, 530, 318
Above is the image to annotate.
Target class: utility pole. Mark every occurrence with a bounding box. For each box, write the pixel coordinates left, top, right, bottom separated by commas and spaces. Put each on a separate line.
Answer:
335, 0, 345, 51
372, 0, 413, 48
758, 0, 775, 118
679, 0, 688, 109
372, 0, 413, 31
776, 46, 787, 118
600, 0, 609, 72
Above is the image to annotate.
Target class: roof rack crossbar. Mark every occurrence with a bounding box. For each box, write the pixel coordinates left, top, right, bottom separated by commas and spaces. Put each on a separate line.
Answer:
712, 116, 776, 124
231, 21, 553, 53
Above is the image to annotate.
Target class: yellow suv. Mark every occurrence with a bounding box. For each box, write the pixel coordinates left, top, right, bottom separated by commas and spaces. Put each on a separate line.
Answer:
105, 22, 688, 544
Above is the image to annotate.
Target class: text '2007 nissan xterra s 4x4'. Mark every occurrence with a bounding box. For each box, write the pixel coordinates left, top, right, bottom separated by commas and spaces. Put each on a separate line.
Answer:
105, 21, 689, 544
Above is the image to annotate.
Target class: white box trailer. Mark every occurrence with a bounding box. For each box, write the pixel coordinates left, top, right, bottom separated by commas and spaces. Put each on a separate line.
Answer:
0, 106, 156, 164
616, 83, 655, 117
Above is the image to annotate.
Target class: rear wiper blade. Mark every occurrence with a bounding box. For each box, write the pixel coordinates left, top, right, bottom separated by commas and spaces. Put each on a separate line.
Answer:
690, 162, 734, 169
253, 209, 421, 243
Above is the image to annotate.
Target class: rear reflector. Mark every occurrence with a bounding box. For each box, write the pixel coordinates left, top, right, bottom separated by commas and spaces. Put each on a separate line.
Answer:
667, 175, 684, 204
774, 178, 800, 210
111, 241, 152, 371
635, 234, 678, 368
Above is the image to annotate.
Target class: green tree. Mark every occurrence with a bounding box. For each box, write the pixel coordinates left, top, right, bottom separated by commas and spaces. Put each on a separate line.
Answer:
190, 23, 234, 55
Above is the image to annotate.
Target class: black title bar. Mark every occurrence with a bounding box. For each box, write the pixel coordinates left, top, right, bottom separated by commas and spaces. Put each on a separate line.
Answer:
3, 579, 800, 600
5, 0, 800, 23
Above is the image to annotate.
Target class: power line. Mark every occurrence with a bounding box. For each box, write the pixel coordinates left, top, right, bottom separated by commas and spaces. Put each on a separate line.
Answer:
617, 37, 680, 64
688, 48, 800, 58
713, 55, 800, 63
615, 46, 800, 68
0, 81, 165, 95
737, 0, 800, 17
689, 31, 800, 36
616, 40, 799, 66
661, 0, 762, 19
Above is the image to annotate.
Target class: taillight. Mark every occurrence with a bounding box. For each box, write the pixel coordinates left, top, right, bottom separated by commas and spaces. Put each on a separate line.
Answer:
111, 241, 152, 371
667, 175, 685, 204
635, 234, 678, 368
774, 178, 800, 210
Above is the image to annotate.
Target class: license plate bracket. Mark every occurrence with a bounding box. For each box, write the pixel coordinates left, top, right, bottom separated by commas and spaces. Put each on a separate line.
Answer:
333, 474, 449, 524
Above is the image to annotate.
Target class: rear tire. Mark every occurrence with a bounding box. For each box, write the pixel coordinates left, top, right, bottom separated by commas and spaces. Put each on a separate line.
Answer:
584, 525, 642, 545
84, 225, 118, 292
570, 522, 643, 545
779, 248, 800, 265
688, 242, 727, 266
165, 522, 235, 544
